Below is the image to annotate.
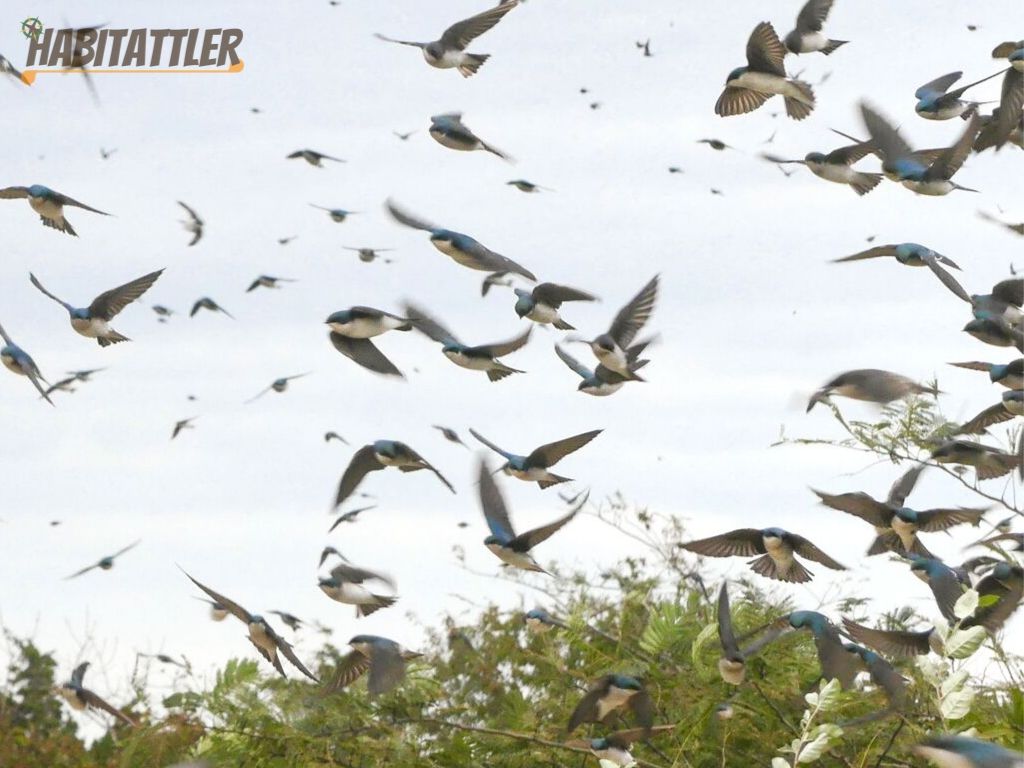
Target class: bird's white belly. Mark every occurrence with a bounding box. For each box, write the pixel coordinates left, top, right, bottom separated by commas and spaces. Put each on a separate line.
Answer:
918, 102, 969, 121
430, 130, 476, 151
507, 466, 549, 482
528, 304, 559, 324
525, 617, 551, 633
249, 622, 276, 652
71, 317, 107, 338
718, 657, 746, 685
30, 197, 62, 219
323, 581, 376, 605
596, 747, 634, 766
1005, 397, 1024, 416
583, 381, 623, 397
487, 543, 538, 571
1, 354, 20, 374
444, 349, 491, 370
58, 688, 87, 710
902, 179, 953, 196
425, 49, 463, 69
210, 607, 228, 621
891, 517, 917, 545
808, 163, 859, 184
594, 347, 628, 374
797, 32, 829, 52
735, 71, 794, 98
330, 318, 386, 338
911, 746, 974, 768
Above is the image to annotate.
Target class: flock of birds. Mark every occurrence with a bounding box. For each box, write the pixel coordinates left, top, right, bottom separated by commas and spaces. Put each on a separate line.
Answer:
3, 1, 1023, 766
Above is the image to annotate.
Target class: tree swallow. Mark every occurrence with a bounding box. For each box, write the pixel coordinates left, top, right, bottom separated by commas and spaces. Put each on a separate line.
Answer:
318, 558, 398, 617
327, 306, 413, 378
914, 734, 1024, 768
554, 342, 650, 396
914, 69, 1006, 121
433, 425, 467, 447
177, 201, 203, 246
568, 726, 675, 766
0, 184, 109, 236
246, 275, 296, 292
324, 635, 421, 696
267, 610, 304, 633
182, 570, 319, 681
65, 540, 141, 580
507, 179, 551, 193
30, 270, 163, 347
841, 644, 907, 716
716, 22, 815, 120
404, 301, 532, 381
344, 246, 394, 263
841, 617, 941, 658
567, 674, 653, 733
717, 582, 746, 685
957, 390, 1023, 434
833, 242, 962, 270
807, 368, 939, 411
287, 149, 344, 167
326, 505, 375, 533
194, 596, 229, 622
963, 312, 1024, 352
476, 460, 580, 573
335, 440, 454, 508
784, 0, 847, 55
930, 440, 1021, 480
311, 204, 359, 223
762, 136, 880, 195
514, 283, 597, 330
55, 662, 135, 726
429, 113, 511, 161
190, 297, 234, 319
245, 373, 310, 403
681, 527, 846, 583
524, 607, 566, 633
0, 321, 53, 404
974, 43, 1024, 150
324, 431, 349, 445
860, 103, 982, 195
469, 427, 602, 488
387, 199, 536, 281
172, 417, 196, 440
374, 1, 518, 78
577, 275, 658, 379
740, 610, 860, 689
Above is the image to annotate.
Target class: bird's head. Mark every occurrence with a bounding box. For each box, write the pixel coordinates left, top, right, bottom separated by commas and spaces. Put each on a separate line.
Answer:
725, 66, 747, 84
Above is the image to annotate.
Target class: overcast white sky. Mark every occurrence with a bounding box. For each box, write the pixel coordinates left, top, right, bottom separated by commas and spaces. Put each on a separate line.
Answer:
0, 0, 1021, 732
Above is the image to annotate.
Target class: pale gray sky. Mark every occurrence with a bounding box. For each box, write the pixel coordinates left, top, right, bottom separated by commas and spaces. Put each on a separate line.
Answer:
0, 0, 1021, 731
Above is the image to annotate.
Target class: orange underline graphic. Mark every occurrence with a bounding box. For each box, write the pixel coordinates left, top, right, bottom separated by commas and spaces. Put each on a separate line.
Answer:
21, 59, 244, 84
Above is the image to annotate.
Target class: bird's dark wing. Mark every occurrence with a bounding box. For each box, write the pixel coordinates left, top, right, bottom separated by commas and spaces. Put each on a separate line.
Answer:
403, 302, 460, 345
109, 539, 141, 560
629, 688, 655, 731
554, 344, 592, 379
469, 428, 515, 461
474, 327, 532, 357
825, 141, 874, 166
959, 403, 1013, 435
567, 686, 605, 731
385, 199, 436, 232
832, 245, 897, 263
323, 650, 371, 693
53, 192, 109, 215
681, 529, 764, 558
815, 630, 860, 688
717, 583, 739, 655
366, 644, 406, 696
927, 113, 981, 179
992, 278, 1023, 308
272, 631, 319, 682
915, 507, 988, 533
886, 464, 926, 507
736, 616, 793, 656
0, 186, 30, 199
716, 86, 772, 117
89, 270, 163, 319
478, 461, 516, 540
927, 568, 965, 623
992, 40, 1024, 58
329, 333, 403, 377
812, 489, 892, 527
796, 0, 834, 33
915, 71, 962, 99
968, 568, 1023, 632
991, 69, 1024, 149
790, 534, 846, 570
526, 429, 602, 468
335, 446, 384, 507
947, 360, 993, 372
532, 283, 597, 307
608, 275, 658, 347
177, 200, 202, 224
181, 571, 253, 624
71, 662, 90, 687
922, 256, 971, 303
860, 104, 914, 164
746, 22, 787, 76
79, 688, 136, 725
510, 508, 577, 552
841, 618, 932, 657
64, 562, 99, 580
29, 273, 72, 310
440, 0, 518, 50
330, 562, 396, 590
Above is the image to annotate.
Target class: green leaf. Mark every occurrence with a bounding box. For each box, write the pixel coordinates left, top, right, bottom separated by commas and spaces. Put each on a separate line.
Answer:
953, 589, 979, 621
944, 626, 987, 660
815, 678, 842, 713
691, 621, 718, 668
940, 688, 975, 720
941, 668, 970, 697
772, 758, 792, 768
